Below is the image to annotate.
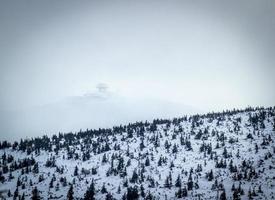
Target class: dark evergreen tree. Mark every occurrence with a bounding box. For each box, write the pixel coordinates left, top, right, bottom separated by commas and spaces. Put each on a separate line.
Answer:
220, 189, 227, 200
175, 186, 188, 198
126, 186, 139, 200
105, 193, 113, 200
140, 138, 145, 151
8, 171, 13, 180
130, 169, 139, 183
74, 166, 79, 176
117, 185, 121, 194
21, 192, 25, 200
187, 174, 193, 191
164, 176, 171, 189
13, 187, 19, 200
31, 187, 40, 200
145, 191, 154, 200
175, 174, 182, 188
145, 157, 150, 166
248, 188, 253, 200
172, 144, 178, 153
84, 179, 95, 200
67, 184, 74, 200
16, 177, 21, 187
102, 153, 108, 164
207, 169, 214, 181
123, 178, 128, 188
176, 187, 183, 198
101, 183, 107, 194
182, 186, 188, 197
140, 184, 145, 198
7, 190, 11, 197
255, 144, 259, 153
32, 163, 39, 174
158, 156, 162, 166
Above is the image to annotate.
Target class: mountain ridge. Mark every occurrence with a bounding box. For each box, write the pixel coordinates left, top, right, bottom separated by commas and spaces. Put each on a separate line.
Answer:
0, 106, 274, 200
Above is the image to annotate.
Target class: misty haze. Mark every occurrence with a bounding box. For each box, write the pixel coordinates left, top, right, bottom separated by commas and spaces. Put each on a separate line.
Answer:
0, 0, 274, 200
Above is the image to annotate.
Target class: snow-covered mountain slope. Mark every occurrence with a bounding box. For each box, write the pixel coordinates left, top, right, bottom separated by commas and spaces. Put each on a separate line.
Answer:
0, 107, 275, 200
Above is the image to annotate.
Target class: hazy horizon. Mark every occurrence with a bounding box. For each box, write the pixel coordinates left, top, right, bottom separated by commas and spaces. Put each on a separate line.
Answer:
0, 0, 275, 141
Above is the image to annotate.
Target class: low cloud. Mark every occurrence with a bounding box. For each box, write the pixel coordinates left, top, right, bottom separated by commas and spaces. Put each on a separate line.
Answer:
79, 83, 112, 100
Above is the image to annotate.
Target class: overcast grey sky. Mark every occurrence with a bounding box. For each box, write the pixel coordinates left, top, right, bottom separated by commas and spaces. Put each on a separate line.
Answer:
0, 0, 275, 141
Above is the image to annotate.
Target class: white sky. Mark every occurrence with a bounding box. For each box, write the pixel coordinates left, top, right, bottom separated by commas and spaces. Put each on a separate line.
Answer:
0, 0, 274, 140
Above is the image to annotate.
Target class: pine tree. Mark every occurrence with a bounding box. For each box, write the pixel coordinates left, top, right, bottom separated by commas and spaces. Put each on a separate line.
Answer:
21, 192, 25, 200
176, 186, 188, 198
105, 193, 113, 200
67, 185, 74, 200
130, 169, 139, 183
220, 189, 227, 200
140, 184, 145, 198
185, 140, 192, 151
172, 144, 178, 153
13, 187, 18, 199
170, 161, 175, 169
255, 144, 259, 153
49, 177, 54, 188
176, 187, 183, 198
123, 178, 128, 188
182, 186, 188, 197
31, 187, 40, 200
164, 176, 171, 189
9, 171, 13, 180
32, 163, 39, 174
117, 185, 121, 194
223, 147, 228, 158
102, 153, 108, 164
175, 174, 181, 188
231, 183, 235, 191
126, 186, 139, 200
207, 169, 214, 181
248, 188, 253, 200
233, 189, 240, 200
145, 191, 154, 200
158, 156, 162, 166
140, 138, 145, 151
55, 182, 60, 191
74, 166, 79, 176
84, 179, 95, 200
145, 157, 150, 166
16, 177, 21, 187
101, 183, 107, 194
7, 190, 11, 197
187, 174, 193, 191
117, 157, 124, 172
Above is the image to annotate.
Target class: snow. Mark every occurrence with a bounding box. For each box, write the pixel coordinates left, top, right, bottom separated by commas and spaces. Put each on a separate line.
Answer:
0, 107, 274, 199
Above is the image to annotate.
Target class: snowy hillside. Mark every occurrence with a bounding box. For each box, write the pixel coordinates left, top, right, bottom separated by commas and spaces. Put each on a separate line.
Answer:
0, 107, 275, 200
